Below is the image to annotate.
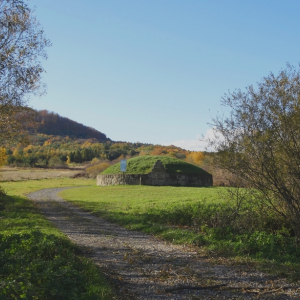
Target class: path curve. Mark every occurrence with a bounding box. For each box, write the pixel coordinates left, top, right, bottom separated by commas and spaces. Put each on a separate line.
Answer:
27, 187, 299, 300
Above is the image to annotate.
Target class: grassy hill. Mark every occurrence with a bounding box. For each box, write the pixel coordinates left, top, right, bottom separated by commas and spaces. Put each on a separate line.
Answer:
101, 155, 208, 174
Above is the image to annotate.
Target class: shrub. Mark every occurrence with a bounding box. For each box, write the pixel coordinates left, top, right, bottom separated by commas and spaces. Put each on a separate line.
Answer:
90, 157, 101, 165
86, 163, 110, 178
48, 157, 65, 167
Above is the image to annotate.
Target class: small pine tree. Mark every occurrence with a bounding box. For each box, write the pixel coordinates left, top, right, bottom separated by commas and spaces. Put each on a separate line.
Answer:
74, 149, 82, 163
82, 148, 89, 162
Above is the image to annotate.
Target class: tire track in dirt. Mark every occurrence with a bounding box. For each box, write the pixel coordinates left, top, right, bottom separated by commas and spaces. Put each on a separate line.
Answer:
27, 187, 299, 300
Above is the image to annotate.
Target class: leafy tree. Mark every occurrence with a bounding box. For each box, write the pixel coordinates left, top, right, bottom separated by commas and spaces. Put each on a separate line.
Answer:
185, 151, 204, 165
59, 155, 68, 163
67, 152, 75, 163
210, 64, 300, 237
0, 0, 50, 144
74, 150, 82, 163
81, 148, 93, 162
0, 147, 8, 167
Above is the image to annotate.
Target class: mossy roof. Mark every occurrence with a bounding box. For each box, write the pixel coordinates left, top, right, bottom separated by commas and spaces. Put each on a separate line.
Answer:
101, 155, 209, 175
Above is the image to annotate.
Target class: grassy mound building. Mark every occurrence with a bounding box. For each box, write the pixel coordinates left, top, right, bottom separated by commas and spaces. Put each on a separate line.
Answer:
98, 156, 213, 187
101, 155, 208, 175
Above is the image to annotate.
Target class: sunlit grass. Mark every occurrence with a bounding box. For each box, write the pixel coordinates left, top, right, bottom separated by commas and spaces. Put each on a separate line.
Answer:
1, 177, 95, 197
60, 185, 223, 214
102, 155, 208, 174
61, 185, 300, 281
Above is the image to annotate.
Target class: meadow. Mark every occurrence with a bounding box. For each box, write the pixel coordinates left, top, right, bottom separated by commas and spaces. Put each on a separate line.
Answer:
61, 185, 300, 280
0, 178, 117, 300
0, 167, 83, 182
2, 176, 300, 300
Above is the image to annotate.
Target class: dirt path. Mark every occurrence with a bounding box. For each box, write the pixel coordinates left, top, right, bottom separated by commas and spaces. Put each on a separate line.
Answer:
27, 187, 299, 300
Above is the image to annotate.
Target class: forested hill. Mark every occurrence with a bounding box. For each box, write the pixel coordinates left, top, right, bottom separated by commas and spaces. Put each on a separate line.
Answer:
30, 110, 110, 142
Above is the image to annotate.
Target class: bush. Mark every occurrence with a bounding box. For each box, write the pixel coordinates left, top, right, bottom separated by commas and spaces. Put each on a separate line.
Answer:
90, 157, 101, 165
86, 163, 110, 178
48, 157, 65, 167
140, 195, 300, 261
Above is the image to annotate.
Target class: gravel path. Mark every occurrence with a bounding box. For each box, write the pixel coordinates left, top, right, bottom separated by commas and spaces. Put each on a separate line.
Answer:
27, 187, 300, 300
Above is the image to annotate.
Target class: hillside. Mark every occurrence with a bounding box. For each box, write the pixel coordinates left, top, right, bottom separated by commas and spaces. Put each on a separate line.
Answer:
101, 155, 208, 174
29, 110, 110, 142
4, 109, 198, 167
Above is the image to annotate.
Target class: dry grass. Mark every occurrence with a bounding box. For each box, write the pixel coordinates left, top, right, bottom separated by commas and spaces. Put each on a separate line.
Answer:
0, 167, 83, 182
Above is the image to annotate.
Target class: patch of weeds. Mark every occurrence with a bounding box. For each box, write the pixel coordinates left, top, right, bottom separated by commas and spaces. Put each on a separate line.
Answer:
0, 182, 116, 299
0, 230, 116, 300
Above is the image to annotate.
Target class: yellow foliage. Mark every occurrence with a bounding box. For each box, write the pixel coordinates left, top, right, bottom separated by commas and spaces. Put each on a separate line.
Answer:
24, 145, 34, 153
168, 151, 176, 157
91, 157, 101, 164
0, 147, 8, 167
43, 140, 51, 146
185, 151, 204, 165
81, 141, 92, 148
12, 149, 18, 156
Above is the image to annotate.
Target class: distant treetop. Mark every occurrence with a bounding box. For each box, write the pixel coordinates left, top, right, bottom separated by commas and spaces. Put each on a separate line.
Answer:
30, 110, 110, 142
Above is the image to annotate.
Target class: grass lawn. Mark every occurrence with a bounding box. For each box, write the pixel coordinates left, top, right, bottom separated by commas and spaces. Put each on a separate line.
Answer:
1, 177, 95, 198
60, 185, 224, 221
60, 185, 300, 281
0, 178, 117, 300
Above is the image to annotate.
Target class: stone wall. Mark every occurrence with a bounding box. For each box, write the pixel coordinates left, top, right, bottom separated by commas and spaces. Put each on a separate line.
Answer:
96, 174, 148, 186
97, 160, 213, 187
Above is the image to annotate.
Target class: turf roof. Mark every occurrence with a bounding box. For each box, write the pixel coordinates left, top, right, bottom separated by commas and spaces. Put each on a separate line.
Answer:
101, 155, 208, 175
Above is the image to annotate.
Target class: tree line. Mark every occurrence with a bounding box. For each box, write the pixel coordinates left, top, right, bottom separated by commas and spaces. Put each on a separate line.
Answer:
3, 134, 203, 167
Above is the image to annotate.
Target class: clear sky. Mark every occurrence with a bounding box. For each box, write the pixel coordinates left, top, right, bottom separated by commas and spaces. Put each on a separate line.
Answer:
28, 0, 300, 150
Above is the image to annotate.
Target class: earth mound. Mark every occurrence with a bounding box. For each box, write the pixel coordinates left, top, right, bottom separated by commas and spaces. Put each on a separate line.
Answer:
101, 155, 208, 175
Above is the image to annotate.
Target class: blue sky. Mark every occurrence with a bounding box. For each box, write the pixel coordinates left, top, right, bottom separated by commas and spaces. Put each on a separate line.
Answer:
28, 0, 300, 150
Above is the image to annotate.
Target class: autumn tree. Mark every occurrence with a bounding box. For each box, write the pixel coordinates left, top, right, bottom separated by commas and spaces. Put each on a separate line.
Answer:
185, 151, 204, 165
0, 0, 50, 144
68, 152, 75, 163
0, 147, 8, 168
210, 64, 300, 237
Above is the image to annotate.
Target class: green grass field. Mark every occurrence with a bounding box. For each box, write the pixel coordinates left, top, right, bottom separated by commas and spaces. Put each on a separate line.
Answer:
101, 155, 208, 174
59, 185, 225, 227
1, 177, 94, 198
0, 178, 117, 300
2, 176, 300, 290
61, 185, 300, 281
